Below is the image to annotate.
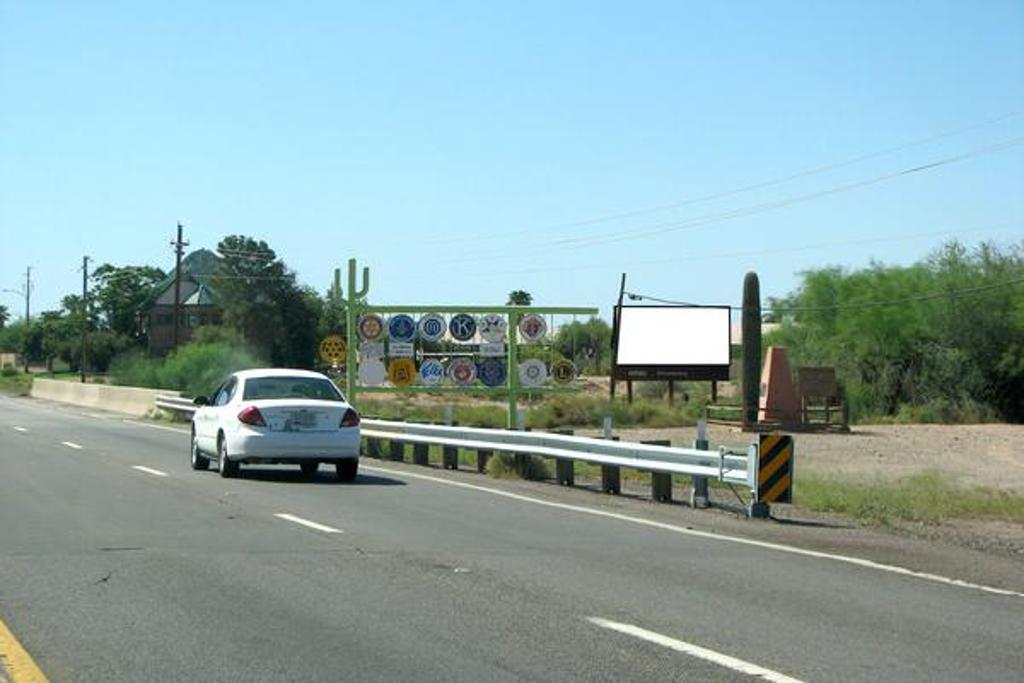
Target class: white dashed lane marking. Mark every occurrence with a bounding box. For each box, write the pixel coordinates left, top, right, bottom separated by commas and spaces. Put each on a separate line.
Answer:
61, 441, 83, 450
587, 617, 804, 683
131, 465, 169, 478
274, 513, 343, 534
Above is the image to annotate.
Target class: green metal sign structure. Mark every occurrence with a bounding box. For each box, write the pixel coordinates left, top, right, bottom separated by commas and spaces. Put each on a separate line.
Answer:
335, 258, 598, 428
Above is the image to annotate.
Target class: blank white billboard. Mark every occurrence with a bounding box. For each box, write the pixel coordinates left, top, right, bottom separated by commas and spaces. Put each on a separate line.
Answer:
615, 306, 730, 366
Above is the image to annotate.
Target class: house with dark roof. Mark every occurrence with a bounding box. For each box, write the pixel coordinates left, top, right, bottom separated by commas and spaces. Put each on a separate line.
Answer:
146, 249, 223, 356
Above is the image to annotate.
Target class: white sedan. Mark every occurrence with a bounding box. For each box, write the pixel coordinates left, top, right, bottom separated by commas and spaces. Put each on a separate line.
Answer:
190, 368, 361, 480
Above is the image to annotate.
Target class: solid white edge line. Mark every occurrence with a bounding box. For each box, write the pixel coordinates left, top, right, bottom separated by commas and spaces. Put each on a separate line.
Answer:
122, 419, 189, 434
274, 513, 343, 534
587, 617, 803, 683
361, 464, 1024, 599
131, 465, 169, 478
60, 441, 83, 449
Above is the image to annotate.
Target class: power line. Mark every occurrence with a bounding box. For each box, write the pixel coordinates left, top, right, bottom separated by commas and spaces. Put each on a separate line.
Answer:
625, 276, 1024, 312
454, 221, 1023, 278
446, 137, 1024, 264
421, 112, 1021, 247
217, 248, 276, 261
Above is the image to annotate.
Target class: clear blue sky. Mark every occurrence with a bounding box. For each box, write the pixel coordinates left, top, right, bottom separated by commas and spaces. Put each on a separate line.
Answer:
2, 1, 1022, 320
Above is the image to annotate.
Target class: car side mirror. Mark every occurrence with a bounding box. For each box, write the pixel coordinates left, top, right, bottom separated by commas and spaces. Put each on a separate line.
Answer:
193, 395, 209, 406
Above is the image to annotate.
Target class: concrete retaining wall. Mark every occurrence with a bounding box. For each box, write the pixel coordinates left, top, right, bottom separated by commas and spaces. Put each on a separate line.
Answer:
30, 378, 179, 417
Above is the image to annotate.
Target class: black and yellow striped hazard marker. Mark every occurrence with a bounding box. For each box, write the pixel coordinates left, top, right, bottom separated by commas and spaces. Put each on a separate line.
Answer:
756, 434, 794, 504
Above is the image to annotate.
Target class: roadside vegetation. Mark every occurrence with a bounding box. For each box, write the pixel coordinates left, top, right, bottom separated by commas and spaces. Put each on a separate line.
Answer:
110, 328, 262, 397
0, 366, 32, 395
3, 237, 1021, 429
795, 469, 1024, 526
766, 240, 1024, 424
355, 394, 704, 430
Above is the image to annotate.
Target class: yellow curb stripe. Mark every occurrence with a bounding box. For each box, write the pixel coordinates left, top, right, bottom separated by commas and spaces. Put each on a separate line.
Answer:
763, 474, 792, 504
0, 615, 48, 683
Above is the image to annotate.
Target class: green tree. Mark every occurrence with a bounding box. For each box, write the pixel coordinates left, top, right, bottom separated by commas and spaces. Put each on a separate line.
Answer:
0, 304, 9, 328
213, 235, 322, 368
768, 240, 1024, 422
213, 235, 290, 360
317, 280, 347, 339
506, 290, 532, 306
553, 317, 612, 374
91, 263, 165, 344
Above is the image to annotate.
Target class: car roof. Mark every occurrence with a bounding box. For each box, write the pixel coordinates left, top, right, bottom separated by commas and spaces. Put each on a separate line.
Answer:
233, 368, 330, 381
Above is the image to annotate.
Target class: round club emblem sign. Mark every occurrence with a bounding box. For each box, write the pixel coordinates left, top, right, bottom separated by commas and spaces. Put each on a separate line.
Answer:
478, 358, 507, 387
518, 359, 548, 388
387, 358, 417, 387
449, 314, 477, 342
358, 313, 384, 341
318, 335, 347, 366
448, 357, 477, 385
388, 314, 417, 342
419, 359, 445, 385
358, 358, 387, 386
417, 313, 447, 342
518, 314, 547, 342
550, 359, 577, 385
478, 313, 508, 343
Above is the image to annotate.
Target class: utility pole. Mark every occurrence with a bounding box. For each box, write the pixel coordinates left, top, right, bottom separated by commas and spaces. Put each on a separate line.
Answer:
80, 256, 90, 383
24, 267, 32, 322
171, 222, 189, 351
609, 273, 626, 399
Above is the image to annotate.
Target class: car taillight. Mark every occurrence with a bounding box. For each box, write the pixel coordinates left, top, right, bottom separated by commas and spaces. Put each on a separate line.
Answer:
238, 406, 267, 427
340, 408, 360, 428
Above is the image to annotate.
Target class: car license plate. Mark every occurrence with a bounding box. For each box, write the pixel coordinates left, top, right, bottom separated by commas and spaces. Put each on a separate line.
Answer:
292, 410, 316, 428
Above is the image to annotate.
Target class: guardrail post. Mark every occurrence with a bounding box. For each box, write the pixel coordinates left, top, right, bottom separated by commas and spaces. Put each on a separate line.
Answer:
366, 437, 382, 459
442, 445, 458, 470
513, 426, 532, 476
413, 443, 429, 466
556, 459, 574, 486
644, 440, 672, 502
690, 420, 710, 508
476, 449, 492, 473
553, 429, 574, 486
389, 439, 405, 462
601, 433, 621, 494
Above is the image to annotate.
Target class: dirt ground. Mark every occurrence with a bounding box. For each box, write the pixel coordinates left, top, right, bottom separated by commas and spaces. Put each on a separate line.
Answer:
579, 422, 1024, 493
572, 422, 1024, 559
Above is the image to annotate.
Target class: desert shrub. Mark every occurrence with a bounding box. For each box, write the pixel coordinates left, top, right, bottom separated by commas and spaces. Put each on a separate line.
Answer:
486, 453, 551, 481
111, 341, 263, 396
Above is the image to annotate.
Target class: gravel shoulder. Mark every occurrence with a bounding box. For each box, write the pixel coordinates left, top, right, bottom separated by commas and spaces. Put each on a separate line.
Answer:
577, 422, 1024, 559
580, 423, 1024, 492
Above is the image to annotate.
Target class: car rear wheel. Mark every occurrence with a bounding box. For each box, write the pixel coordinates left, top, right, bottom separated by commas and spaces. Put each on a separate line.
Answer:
299, 462, 319, 477
218, 436, 239, 478
190, 430, 210, 471
335, 460, 358, 482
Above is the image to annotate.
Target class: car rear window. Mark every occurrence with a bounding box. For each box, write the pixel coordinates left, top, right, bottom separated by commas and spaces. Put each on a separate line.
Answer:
242, 376, 344, 401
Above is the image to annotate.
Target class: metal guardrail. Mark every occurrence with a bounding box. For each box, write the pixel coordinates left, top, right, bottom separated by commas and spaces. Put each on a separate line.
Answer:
361, 419, 753, 486
154, 394, 772, 513
156, 395, 197, 414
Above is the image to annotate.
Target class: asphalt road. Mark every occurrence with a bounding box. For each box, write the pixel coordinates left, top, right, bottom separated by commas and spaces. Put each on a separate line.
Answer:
1, 395, 1022, 682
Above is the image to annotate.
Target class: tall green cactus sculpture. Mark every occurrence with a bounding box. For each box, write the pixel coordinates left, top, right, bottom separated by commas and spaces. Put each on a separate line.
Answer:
345, 259, 370, 400
742, 271, 762, 428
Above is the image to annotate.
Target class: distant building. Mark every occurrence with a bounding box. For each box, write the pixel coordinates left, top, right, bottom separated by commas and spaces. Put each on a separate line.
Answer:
146, 249, 223, 356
